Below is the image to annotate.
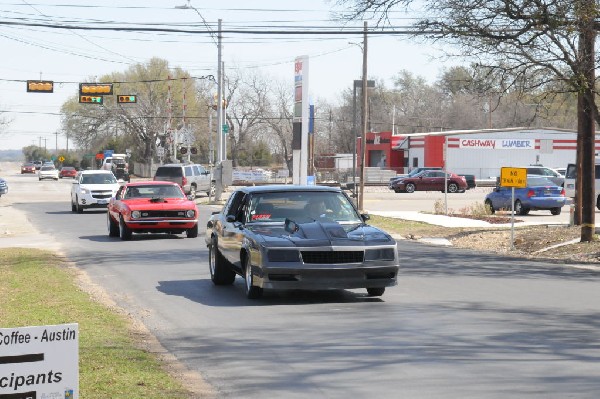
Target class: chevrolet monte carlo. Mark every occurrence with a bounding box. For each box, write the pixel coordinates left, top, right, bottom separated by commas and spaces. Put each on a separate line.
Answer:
205, 185, 400, 299
107, 181, 199, 240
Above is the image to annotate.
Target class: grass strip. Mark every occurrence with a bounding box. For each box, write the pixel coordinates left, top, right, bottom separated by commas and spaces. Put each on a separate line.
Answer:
0, 248, 194, 399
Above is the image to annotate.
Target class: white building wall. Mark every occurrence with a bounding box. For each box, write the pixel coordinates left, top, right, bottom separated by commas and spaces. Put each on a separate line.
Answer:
442, 129, 578, 180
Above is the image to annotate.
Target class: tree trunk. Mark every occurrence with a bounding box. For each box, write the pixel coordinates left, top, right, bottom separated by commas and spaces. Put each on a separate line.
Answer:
578, 0, 596, 242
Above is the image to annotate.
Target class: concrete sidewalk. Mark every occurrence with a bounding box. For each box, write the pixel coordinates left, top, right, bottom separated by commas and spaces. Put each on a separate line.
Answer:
369, 210, 563, 228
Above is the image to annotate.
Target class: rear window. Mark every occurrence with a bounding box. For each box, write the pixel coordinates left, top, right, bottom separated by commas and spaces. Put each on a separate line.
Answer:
155, 167, 183, 178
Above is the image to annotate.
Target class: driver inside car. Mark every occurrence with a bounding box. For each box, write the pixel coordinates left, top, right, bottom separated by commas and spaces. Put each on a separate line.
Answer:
305, 197, 329, 219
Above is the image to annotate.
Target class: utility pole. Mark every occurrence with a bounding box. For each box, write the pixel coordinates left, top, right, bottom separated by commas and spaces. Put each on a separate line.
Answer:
54, 131, 59, 154
214, 18, 224, 201
358, 21, 368, 213
577, 0, 596, 242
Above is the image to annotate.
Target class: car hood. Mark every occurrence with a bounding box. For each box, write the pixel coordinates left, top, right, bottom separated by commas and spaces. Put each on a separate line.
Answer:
247, 220, 394, 247
80, 183, 119, 190
125, 198, 196, 209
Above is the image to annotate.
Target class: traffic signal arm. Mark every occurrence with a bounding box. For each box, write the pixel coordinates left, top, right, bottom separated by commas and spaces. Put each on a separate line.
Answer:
27, 80, 54, 93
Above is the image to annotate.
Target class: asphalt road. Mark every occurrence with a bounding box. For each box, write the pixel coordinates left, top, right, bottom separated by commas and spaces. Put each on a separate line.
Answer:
8, 175, 600, 398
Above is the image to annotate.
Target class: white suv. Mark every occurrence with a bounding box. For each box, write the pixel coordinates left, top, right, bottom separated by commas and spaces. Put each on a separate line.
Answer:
153, 163, 214, 198
71, 170, 120, 213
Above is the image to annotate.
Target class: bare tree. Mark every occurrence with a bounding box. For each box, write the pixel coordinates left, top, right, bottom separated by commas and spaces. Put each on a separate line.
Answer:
223, 69, 270, 167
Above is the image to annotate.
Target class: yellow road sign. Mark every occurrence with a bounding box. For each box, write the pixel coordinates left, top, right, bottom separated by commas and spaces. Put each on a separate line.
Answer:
500, 167, 527, 188
58, 156, 65, 162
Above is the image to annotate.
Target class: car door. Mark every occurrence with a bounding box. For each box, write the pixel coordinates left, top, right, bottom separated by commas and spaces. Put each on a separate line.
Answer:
193, 165, 210, 192
218, 191, 248, 271
493, 186, 512, 210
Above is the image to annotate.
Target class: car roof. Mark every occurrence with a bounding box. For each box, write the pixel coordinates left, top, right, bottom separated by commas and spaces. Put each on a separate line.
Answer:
79, 169, 114, 175
125, 181, 180, 187
236, 185, 342, 194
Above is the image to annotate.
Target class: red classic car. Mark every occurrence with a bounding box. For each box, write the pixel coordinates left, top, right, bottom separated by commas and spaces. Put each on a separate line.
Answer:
59, 166, 77, 179
390, 170, 468, 193
107, 181, 198, 240
21, 163, 36, 174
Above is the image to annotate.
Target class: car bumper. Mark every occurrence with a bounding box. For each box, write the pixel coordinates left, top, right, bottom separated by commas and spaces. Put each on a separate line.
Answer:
0, 188, 7, 195
76, 194, 111, 207
125, 219, 198, 232
39, 174, 58, 180
527, 198, 567, 210
255, 263, 399, 290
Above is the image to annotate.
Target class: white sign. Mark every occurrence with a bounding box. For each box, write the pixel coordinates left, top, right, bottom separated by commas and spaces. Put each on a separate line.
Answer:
459, 138, 535, 150
156, 146, 165, 157
0, 323, 79, 398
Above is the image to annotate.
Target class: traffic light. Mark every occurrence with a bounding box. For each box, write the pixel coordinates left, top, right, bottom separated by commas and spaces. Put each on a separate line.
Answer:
190, 147, 197, 155
179, 147, 188, 155
27, 80, 54, 93
117, 95, 137, 104
79, 83, 113, 96
79, 96, 103, 104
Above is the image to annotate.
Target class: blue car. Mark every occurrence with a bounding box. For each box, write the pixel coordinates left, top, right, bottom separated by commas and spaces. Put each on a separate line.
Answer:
485, 177, 566, 216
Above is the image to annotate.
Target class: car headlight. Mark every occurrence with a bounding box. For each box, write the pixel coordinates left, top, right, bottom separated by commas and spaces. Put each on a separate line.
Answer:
131, 211, 141, 219
186, 209, 195, 218
364, 248, 396, 261
80, 188, 89, 194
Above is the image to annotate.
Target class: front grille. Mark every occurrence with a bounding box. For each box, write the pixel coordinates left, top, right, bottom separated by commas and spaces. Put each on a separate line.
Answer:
301, 251, 364, 264
91, 191, 113, 199
139, 210, 189, 218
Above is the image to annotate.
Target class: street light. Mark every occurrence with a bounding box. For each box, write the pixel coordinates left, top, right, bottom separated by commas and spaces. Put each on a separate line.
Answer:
176, 1, 225, 200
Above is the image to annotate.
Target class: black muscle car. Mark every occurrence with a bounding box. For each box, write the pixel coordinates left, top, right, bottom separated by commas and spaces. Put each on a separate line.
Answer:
205, 185, 399, 299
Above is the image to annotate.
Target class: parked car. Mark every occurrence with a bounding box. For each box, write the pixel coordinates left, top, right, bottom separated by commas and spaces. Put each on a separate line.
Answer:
21, 162, 36, 174
71, 170, 120, 213
205, 185, 399, 299
153, 163, 214, 198
0, 177, 7, 197
523, 165, 564, 187
38, 166, 59, 181
107, 181, 198, 240
484, 176, 566, 216
388, 167, 442, 189
390, 170, 468, 193
59, 166, 77, 179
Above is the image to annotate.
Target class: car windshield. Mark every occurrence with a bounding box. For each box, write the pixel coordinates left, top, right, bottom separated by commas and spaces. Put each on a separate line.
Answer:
81, 174, 117, 184
62, 167, 75, 171
155, 167, 182, 177
124, 185, 184, 199
40, 166, 55, 171
247, 191, 361, 224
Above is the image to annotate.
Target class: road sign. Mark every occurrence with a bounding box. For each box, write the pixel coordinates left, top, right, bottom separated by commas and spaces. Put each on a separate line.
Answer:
0, 323, 79, 398
58, 156, 65, 162
222, 124, 229, 133
500, 167, 527, 188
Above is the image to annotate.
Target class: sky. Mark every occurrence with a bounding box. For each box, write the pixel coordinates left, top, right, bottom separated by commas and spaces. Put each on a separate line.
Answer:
0, 0, 451, 151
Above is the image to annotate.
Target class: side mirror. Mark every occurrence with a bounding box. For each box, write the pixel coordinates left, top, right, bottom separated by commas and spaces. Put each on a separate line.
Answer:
187, 195, 194, 201
361, 213, 370, 222
225, 214, 236, 223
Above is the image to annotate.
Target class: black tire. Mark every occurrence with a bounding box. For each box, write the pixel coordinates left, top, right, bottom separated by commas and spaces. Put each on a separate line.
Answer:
515, 200, 529, 216
207, 181, 216, 196
551, 207, 562, 215
367, 287, 385, 296
244, 255, 263, 299
596, 195, 600, 211
76, 198, 83, 213
186, 223, 198, 238
107, 212, 119, 237
393, 188, 401, 193
209, 237, 235, 285
405, 183, 416, 193
485, 199, 495, 214
189, 184, 197, 198
447, 183, 459, 193
71, 200, 76, 212
119, 215, 132, 241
